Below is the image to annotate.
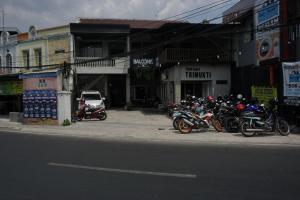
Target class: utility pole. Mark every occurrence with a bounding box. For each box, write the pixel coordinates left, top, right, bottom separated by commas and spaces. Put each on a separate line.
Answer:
1, 9, 4, 73
2, 8, 4, 33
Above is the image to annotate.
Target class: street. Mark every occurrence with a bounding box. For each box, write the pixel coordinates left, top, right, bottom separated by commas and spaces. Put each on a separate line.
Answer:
1, 131, 300, 200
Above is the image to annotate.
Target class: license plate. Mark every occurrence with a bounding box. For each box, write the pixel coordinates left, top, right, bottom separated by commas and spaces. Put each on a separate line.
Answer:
86, 112, 91, 114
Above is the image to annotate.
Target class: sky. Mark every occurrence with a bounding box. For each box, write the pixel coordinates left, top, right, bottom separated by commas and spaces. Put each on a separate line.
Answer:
0, 0, 239, 32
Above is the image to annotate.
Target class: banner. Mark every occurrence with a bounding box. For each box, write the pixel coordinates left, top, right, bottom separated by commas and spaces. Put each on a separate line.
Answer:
251, 86, 277, 105
255, 0, 280, 63
282, 62, 300, 106
0, 81, 23, 95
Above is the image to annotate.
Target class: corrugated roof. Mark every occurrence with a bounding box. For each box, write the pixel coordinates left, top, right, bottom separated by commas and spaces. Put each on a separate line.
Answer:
78, 18, 185, 29
16, 32, 28, 41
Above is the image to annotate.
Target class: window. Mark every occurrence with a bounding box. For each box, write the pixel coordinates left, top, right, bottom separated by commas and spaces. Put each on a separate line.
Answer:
34, 48, 42, 68
6, 54, 12, 72
22, 50, 30, 69
6, 54, 12, 67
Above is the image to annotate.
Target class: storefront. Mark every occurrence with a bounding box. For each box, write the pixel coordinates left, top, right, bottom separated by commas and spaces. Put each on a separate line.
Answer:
161, 64, 231, 104
0, 75, 23, 114
130, 57, 160, 106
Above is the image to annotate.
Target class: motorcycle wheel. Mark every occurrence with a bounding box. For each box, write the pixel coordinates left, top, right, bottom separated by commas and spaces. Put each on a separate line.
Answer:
240, 121, 255, 137
98, 112, 107, 121
173, 117, 180, 130
224, 117, 240, 133
178, 119, 192, 134
211, 118, 223, 132
277, 119, 290, 136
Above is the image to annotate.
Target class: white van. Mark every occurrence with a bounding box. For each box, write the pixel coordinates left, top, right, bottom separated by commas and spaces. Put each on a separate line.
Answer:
77, 90, 105, 109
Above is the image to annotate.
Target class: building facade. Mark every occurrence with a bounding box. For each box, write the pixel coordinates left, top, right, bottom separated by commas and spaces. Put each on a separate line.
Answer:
223, 0, 300, 125
0, 27, 22, 114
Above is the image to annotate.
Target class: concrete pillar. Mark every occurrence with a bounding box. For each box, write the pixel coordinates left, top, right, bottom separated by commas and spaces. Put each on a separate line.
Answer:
126, 73, 131, 104
174, 81, 181, 104
125, 35, 131, 109
57, 91, 72, 125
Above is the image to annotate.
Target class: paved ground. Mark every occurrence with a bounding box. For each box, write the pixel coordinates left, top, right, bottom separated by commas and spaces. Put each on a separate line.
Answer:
0, 109, 300, 146
1, 132, 300, 200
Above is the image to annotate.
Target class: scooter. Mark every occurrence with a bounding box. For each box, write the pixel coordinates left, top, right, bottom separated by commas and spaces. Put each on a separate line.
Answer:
76, 103, 107, 121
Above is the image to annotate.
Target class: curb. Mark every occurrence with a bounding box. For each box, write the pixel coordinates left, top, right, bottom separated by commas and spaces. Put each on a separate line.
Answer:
1, 125, 300, 148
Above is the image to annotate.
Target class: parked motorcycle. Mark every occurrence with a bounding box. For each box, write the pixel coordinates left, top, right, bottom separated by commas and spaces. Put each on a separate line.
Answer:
240, 99, 290, 137
76, 104, 107, 121
177, 110, 222, 134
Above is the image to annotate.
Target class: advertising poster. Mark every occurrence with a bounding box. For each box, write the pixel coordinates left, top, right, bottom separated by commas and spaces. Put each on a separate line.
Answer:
282, 62, 300, 106
255, 0, 280, 63
251, 86, 277, 105
0, 81, 23, 95
20, 72, 58, 125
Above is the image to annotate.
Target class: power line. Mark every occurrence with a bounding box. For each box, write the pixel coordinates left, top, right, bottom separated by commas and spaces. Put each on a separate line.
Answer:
0, 0, 288, 70
1, 0, 237, 69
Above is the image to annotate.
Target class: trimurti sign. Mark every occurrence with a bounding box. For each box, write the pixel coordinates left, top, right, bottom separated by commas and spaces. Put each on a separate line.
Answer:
182, 67, 212, 80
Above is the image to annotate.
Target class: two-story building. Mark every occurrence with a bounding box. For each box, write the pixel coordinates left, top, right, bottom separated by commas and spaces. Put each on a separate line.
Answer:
0, 27, 22, 114
157, 23, 235, 104
71, 19, 237, 106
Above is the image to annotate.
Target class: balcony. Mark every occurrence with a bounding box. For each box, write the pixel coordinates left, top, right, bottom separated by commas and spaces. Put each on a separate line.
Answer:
0, 67, 17, 75
159, 48, 234, 65
75, 57, 129, 74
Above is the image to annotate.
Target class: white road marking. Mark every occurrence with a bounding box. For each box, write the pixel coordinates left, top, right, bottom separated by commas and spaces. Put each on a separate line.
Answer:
48, 162, 197, 179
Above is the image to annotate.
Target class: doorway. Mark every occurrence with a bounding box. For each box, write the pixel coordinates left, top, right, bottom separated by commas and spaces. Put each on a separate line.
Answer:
181, 81, 203, 99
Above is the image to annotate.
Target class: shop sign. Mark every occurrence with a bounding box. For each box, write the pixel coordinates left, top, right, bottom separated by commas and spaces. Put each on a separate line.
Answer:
132, 58, 155, 68
282, 62, 300, 106
0, 81, 23, 95
255, 0, 280, 63
182, 67, 212, 80
251, 86, 277, 105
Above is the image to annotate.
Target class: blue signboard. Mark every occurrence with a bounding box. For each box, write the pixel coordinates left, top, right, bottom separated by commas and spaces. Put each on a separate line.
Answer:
23, 89, 57, 119
257, 0, 279, 24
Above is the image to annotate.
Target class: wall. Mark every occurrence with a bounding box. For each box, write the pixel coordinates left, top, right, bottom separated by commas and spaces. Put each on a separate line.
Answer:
0, 34, 18, 74
16, 39, 48, 69
48, 35, 71, 65
161, 64, 231, 103
16, 25, 71, 71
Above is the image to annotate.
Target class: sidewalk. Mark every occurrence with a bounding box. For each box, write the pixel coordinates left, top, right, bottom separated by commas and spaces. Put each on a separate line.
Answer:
1, 109, 300, 146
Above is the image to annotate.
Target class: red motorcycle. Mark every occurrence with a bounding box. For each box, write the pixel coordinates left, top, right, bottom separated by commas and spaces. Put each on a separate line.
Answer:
76, 103, 107, 121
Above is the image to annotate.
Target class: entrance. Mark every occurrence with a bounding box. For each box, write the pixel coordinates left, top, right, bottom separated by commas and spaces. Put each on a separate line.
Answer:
181, 81, 203, 99
108, 75, 126, 107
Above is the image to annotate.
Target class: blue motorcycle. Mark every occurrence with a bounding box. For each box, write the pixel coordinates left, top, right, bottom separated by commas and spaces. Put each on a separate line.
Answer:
240, 100, 290, 137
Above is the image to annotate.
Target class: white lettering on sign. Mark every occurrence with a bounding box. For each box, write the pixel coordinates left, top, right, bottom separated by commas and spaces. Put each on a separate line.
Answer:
185, 71, 211, 79
133, 58, 154, 67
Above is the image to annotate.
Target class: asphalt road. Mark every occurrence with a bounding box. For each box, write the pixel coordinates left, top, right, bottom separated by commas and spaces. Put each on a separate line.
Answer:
1, 131, 300, 200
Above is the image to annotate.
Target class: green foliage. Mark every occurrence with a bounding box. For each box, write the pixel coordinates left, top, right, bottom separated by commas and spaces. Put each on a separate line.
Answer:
62, 118, 71, 126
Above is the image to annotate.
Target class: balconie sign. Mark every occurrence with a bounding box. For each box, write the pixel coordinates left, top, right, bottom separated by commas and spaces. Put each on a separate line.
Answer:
132, 58, 155, 68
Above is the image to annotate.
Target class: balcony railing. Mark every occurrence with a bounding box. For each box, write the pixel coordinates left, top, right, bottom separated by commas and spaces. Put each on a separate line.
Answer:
159, 48, 234, 64
0, 67, 17, 75
74, 57, 129, 74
